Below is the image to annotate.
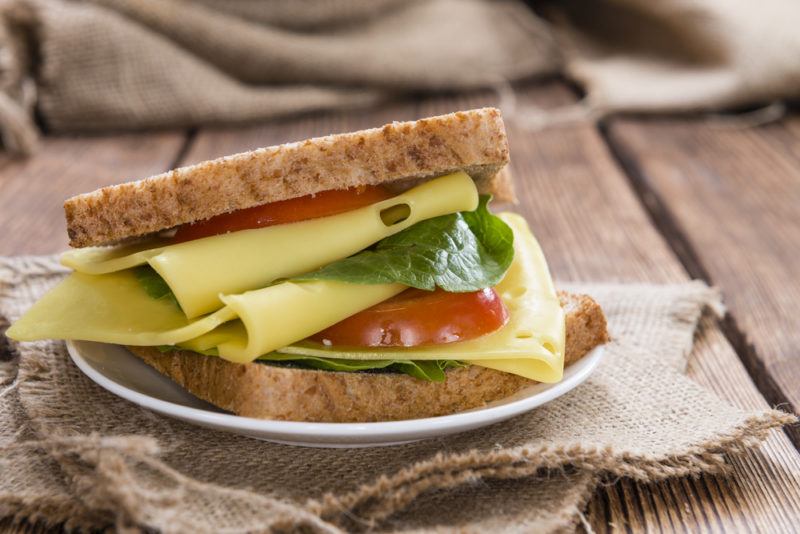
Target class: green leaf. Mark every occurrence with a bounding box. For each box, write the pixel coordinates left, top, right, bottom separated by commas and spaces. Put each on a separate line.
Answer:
153, 346, 466, 381
257, 352, 466, 382
393, 359, 466, 381
295, 195, 514, 292
133, 266, 179, 307
158, 344, 219, 356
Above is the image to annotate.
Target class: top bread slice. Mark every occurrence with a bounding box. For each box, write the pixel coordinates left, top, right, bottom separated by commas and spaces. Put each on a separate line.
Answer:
65, 108, 512, 248
127, 291, 609, 423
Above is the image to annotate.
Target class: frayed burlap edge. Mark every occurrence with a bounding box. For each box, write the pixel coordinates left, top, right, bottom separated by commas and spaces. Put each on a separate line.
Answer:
0, 497, 110, 533
307, 411, 793, 527
0, 409, 791, 532
2, 434, 346, 533
386, 471, 603, 534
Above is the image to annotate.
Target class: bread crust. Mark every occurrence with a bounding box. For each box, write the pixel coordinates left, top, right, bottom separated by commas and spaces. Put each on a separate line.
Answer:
65, 108, 511, 248
127, 291, 608, 423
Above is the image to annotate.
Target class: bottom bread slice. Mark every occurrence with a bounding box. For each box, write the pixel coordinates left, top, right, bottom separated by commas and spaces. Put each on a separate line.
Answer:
127, 291, 609, 422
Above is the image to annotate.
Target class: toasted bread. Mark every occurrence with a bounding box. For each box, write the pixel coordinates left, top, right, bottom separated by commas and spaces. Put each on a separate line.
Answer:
127, 291, 608, 423
65, 108, 511, 248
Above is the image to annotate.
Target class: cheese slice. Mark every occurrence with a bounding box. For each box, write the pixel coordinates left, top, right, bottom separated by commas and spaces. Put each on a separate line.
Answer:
61, 172, 478, 318
6, 271, 404, 364
5, 270, 236, 346
214, 281, 405, 362
273, 213, 566, 382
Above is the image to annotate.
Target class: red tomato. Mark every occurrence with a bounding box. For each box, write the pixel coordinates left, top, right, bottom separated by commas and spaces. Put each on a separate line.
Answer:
310, 287, 509, 347
172, 185, 393, 242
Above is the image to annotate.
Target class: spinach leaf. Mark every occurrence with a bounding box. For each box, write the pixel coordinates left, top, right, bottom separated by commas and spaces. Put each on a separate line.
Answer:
258, 352, 466, 382
155, 347, 466, 382
295, 195, 513, 292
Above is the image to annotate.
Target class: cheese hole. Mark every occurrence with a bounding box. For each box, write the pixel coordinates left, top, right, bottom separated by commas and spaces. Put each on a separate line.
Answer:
503, 286, 527, 300
516, 331, 533, 339
543, 342, 556, 354
380, 203, 411, 226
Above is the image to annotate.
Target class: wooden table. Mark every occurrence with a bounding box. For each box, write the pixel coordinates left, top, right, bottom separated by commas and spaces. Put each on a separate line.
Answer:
2, 81, 799, 532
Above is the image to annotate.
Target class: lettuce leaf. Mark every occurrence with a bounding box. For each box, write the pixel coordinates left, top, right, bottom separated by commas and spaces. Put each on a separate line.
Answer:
156, 345, 464, 382
258, 353, 466, 382
294, 195, 514, 292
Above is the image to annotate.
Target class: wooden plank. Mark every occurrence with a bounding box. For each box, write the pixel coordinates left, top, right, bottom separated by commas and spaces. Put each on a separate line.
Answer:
589, 319, 800, 533
499, 87, 800, 533
0, 132, 187, 534
606, 116, 800, 442
0, 132, 186, 255
0, 521, 48, 534
185, 83, 800, 532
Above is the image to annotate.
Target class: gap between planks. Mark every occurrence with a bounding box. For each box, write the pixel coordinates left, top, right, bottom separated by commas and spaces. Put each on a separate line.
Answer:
598, 120, 799, 446
169, 128, 198, 171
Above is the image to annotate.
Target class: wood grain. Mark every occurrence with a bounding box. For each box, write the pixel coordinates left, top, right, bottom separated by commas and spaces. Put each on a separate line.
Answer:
502, 87, 800, 533
588, 318, 800, 533
0, 132, 186, 255
1, 84, 799, 532
606, 117, 800, 446
185, 84, 800, 531
0, 133, 186, 534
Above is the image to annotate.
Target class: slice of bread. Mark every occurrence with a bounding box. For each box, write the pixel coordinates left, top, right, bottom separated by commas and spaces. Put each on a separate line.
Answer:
65, 108, 512, 248
127, 291, 609, 423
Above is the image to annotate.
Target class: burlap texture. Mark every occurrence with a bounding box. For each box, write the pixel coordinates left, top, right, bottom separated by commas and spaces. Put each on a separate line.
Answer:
2, 0, 800, 154
552, 0, 800, 116
0, 255, 794, 532
0, 0, 555, 144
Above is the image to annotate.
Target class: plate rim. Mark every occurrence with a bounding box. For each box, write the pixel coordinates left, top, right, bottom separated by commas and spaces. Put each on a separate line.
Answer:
67, 341, 605, 441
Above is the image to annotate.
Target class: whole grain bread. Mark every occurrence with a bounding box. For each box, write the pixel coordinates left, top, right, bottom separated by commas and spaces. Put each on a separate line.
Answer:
127, 291, 609, 423
65, 108, 512, 248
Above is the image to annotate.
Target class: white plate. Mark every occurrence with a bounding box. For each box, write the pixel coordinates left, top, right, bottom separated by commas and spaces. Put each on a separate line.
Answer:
67, 341, 604, 448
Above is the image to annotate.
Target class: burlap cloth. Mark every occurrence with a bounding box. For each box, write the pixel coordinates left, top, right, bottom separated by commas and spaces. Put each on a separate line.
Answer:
0, 255, 794, 532
2, 0, 800, 154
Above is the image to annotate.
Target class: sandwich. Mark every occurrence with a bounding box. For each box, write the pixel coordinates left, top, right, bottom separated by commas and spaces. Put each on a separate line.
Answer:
6, 108, 609, 422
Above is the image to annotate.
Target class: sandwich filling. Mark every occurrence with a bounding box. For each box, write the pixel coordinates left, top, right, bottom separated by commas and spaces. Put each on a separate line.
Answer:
8, 172, 566, 383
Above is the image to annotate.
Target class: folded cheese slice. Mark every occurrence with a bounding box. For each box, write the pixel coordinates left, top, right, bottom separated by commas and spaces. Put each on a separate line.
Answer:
61, 172, 479, 318
273, 213, 566, 382
6, 270, 237, 346
7, 268, 405, 363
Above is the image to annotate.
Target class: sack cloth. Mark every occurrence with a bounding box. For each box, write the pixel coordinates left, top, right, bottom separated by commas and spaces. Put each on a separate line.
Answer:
2, 0, 800, 155
0, 0, 556, 154
0, 256, 794, 532
551, 0, 800, 116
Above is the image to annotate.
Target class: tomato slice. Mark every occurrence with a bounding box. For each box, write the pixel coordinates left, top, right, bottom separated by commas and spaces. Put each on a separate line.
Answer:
172, 185, 393, 243
310, 287, 509, 347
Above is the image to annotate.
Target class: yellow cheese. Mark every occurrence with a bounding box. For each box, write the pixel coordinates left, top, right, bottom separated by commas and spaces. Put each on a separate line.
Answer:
5, 270, 236, 346
61, 172, 478, 318
273, 213, 566, 382
214, 281, 405, 363
7, 271, 404, 364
